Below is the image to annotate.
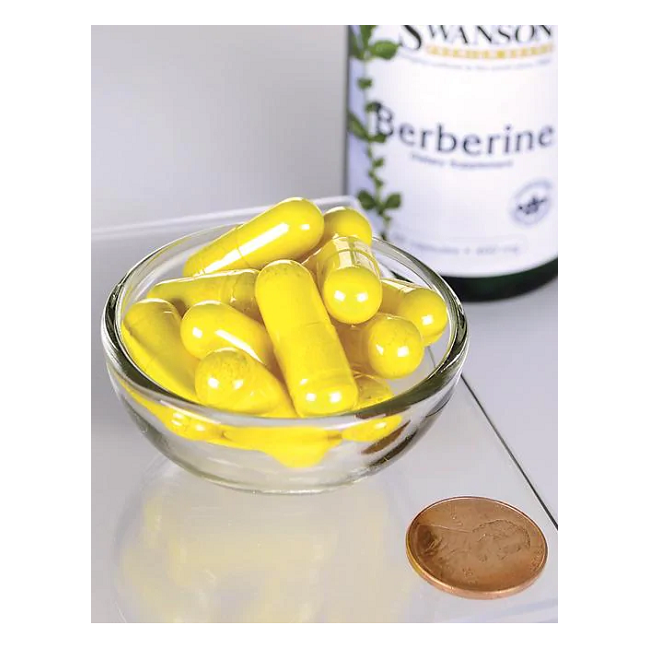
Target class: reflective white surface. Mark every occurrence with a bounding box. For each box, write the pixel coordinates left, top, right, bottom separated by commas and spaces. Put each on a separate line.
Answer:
92, 208, 557, 622
464, 280, 558, 521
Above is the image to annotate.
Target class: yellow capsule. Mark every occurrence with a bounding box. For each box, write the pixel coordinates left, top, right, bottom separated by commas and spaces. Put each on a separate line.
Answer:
180, 300, 278, 372
117, 376, 252, 448
255, 260, 358, 416
381, 279, 448, 345
195, 348, 292, 415
183, 198, 324, 276
121, 298, 198, 401
303, 236, 382, 324
336, 313, 424, 379
343, 374, 402, 443
265, 399, 300, 419
148, 269, 260, 320
319, 206, 373, 246
224, 426, 341, 468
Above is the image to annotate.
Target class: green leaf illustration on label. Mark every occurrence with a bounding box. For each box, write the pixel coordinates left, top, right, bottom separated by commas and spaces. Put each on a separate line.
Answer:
370, 40, 399, 60
347, 27, 403, 239
357, 190, 376, 211
384, 193, 401, 209
347, 111, 368, 141
348, 27, 363, 61
359, 25, 376, 47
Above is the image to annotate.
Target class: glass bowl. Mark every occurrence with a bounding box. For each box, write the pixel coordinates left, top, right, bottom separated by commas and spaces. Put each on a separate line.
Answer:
101, 217, 469, 494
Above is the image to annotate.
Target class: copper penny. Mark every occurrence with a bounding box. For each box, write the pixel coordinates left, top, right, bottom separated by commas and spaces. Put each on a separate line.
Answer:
406, 496, 548, 599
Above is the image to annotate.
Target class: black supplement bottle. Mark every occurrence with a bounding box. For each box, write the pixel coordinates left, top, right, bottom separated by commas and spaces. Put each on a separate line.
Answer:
345, 25, 558, 301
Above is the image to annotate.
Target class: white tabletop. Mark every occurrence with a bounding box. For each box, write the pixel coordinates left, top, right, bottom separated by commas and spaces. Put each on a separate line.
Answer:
463, 281, 558, 523
91, 212, 558, 623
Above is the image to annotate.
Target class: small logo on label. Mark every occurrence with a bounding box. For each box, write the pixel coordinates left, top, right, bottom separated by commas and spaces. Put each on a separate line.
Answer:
511, 180, 552, 226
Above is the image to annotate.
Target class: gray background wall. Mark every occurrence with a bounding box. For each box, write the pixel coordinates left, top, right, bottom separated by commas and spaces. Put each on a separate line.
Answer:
92, 25, 347, 229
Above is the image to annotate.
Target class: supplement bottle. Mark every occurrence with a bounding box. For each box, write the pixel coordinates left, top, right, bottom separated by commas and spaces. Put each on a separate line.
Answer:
345, 25, 558, 301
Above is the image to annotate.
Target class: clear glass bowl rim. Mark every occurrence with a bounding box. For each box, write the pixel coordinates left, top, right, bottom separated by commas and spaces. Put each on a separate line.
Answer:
101, 224, 469, 428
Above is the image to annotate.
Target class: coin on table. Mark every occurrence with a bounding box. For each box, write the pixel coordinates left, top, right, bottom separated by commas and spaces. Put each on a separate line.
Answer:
406, 496, 548, 599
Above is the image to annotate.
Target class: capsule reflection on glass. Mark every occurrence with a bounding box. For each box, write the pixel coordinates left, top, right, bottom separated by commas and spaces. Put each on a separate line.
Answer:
255, 260, 358, 416
148, 269, 261, 320
336, 313, 424, 379
303, 236, 382, 325
194, 348, 292, 415
121, 298, 198, 401
319, 206, 373, 247
224, 426, 341, 468
380, 279, 448, 345
119, 382, 225, 442
180, 301, 278, 374
343, 373, 402, 443
183, 198, 324, 276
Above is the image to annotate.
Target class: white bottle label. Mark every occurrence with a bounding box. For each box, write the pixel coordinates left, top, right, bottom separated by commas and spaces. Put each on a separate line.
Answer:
346, 25, 558, 277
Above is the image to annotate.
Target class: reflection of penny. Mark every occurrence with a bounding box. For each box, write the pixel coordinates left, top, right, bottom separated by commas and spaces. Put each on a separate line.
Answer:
406, 497, 547, 599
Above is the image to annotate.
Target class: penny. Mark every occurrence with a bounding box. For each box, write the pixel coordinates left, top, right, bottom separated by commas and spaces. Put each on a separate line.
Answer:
406, 496, 547, 599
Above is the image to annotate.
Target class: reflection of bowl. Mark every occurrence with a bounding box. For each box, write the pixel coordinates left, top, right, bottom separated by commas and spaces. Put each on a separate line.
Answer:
114, 459, 414, 622
101, 218, 469, 493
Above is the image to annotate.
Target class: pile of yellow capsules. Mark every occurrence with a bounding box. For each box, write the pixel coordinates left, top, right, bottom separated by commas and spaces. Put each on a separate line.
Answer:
121, 198, 448, 467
